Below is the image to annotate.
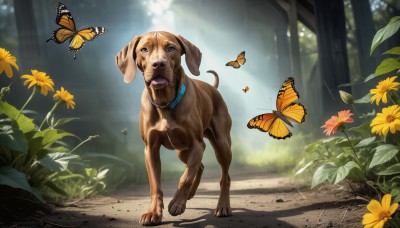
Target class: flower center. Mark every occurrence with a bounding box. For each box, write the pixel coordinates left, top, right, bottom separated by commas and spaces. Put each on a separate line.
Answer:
35, 75, 47, 85
378, 211, 390, 220
381, 84, 390, 92
386, 115, 395, 123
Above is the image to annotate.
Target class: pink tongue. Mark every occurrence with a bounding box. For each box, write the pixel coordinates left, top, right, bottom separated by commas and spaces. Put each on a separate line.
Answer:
151, 78, 168, 89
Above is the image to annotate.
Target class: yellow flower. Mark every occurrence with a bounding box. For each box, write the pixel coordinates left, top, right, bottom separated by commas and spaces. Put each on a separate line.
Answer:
370, 76, 400, 105
54, 87, 75, 109
21, 70, 54, 96
370, 105, 400, 136
363, 194, 398, 228
0, 48, 19, 78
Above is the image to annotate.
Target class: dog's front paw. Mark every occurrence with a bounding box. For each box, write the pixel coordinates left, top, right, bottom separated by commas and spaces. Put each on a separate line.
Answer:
139, 212, 162, 226
214, 206, 232, 217
168, 199, 187, 216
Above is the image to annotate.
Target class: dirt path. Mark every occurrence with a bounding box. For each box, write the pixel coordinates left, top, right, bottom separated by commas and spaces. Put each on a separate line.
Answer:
39, 173, 365, 228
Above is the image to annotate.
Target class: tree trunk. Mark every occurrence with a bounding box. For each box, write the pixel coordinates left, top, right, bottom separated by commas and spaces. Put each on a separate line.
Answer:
314, 0, 350, 114
14, 0, 42, 71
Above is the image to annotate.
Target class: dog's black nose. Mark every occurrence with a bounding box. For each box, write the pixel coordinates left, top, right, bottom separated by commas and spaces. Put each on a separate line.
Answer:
152, 59, 166, 70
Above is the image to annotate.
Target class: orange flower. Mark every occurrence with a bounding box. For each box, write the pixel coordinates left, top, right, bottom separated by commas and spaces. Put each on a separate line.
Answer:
321, 110, 354, 136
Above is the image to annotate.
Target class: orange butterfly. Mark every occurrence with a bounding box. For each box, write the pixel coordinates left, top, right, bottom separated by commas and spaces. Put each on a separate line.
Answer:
47, 2, 107, 59
247, 77, 306, 139
242, 86, 249, 93
226, 51, 246, 69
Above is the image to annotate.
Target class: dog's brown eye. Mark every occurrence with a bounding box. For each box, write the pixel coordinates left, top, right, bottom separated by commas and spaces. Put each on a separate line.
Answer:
167, 46, 176, 52
140, 47, 148, 53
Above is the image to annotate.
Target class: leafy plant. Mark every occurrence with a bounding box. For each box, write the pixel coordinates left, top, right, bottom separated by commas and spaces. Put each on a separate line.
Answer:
298, 15, 400, 226
0, 48, 127, 222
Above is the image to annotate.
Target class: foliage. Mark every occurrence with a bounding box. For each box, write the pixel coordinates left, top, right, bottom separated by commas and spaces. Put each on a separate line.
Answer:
298, 16, 400, 226
0, 48, 131, 222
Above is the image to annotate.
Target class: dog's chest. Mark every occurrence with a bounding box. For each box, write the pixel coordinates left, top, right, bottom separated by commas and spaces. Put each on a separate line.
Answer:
155, 118, 191, 150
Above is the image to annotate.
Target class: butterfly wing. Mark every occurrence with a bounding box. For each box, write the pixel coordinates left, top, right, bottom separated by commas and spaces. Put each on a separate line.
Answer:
268, 118, 292, 139
237, 51, 246, 65
50, 28, 75, 44
281, 102, 307, 124
226, 51, 246, 68
55, 2, 75, 31
247, 113, 276, 132
47, 2, 75, 44
69, 27, 108, 59
242, 86, 249, 93
226, 60, 240, 69
276, 77, 300, 111
247, 113, 292, 139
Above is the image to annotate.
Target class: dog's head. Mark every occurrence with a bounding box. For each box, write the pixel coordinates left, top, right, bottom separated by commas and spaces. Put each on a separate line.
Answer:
115, 31, 202, 89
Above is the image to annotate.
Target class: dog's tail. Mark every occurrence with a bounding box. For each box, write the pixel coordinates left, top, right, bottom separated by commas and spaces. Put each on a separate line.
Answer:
207, 70, 219, 89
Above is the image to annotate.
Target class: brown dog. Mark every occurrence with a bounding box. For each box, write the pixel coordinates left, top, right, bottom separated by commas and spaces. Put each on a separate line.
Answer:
115, 31, 232, 226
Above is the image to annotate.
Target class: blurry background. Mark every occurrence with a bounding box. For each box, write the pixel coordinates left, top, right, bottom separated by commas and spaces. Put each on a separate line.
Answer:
1, 0, 399, 183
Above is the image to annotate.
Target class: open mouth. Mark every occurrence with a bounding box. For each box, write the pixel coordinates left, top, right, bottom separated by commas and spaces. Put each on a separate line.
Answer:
149, 76, 169, 89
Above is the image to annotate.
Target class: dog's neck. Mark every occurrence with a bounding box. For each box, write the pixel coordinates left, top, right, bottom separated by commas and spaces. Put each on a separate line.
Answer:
146, 68, 185, 109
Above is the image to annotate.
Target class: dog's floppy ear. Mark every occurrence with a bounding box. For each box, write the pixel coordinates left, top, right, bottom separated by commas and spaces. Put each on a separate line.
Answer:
175, 35, 202, 76
115, 36, 141, 83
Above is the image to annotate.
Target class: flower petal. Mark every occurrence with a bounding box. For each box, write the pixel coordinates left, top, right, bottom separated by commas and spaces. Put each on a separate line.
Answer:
0, 61, 5, 75
381, 194, 392, 212
8, 59, 19, 71
382, 93, 388, 104
362, 213, 379, 225
374, 219, 385, 228
389, 202, 398, 215
367, 199, 383, 214
3, 62, 13, 78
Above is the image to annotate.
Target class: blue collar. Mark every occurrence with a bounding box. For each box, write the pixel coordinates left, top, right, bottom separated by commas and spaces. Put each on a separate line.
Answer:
148, 83, 186, 111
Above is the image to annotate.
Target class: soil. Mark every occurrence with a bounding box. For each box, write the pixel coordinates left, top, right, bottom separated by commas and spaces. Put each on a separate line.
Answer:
6, 172, 367, 228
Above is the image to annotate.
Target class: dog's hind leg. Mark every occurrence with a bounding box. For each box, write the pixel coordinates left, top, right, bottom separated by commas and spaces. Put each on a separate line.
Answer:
205, 117, 233, 217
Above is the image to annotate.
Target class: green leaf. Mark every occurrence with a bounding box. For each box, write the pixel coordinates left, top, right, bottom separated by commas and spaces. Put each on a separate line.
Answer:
374, 58, 400, 77
33, 129, 76, 146
353, 93, 373, 104
51, 118, 79, 129
51, 173, 85, 182
354, 136, 376, 148
349, 122, 372, 136
295, 159, 316, 176
0, 166, 44, 202
377, 164, 400, 176
0, 125, 28, 153
334, 161, 360, 185
0, 101, 35, 133
369, 144, 400, 168
30, 129, 77, 155
45, 181, 69, 197
371, 16, 400, 55
392, 189, 400, 203
96, 169, 109, 180
383, 46, 400, 55
37, 152, 79, 172
311, 162, 338, 189
364, 73, 376, 82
